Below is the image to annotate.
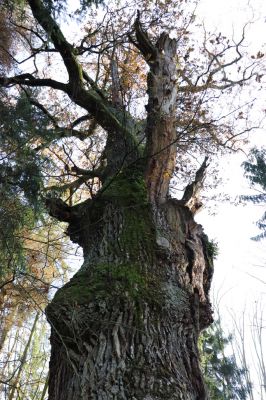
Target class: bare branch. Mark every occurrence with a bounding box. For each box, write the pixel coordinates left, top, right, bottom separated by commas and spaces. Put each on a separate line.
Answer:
0, 73, 67, 91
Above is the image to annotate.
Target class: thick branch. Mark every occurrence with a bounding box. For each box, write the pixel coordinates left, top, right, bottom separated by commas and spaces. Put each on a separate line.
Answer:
28, 0, 83, 86
71, 165, 104, 179
45, 176, 89, 194
1, 1, 139, 144
130, 11, 157, 63
0, 4, 143, 176
45, 166, 103, 209
46, 127, 88, 141
0, 74, 140, 168
45, 198, 72, 222
0, 73, 67, 91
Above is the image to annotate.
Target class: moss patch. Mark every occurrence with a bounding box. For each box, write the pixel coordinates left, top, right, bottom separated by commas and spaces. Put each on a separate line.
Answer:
101, 168, 148, 206
51, 261, 162, 308
48, 167, 164, 325
100, 168, 156, 261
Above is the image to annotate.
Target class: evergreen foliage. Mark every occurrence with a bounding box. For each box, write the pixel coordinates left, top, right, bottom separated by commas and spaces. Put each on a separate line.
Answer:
199, 318, 252, 399
0, 92, 50, 277
242, 147, 266, 240
206, 239, 219, 260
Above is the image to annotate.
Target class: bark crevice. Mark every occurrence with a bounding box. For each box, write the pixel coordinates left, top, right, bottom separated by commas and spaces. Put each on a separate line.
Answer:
46, 170, 213, 399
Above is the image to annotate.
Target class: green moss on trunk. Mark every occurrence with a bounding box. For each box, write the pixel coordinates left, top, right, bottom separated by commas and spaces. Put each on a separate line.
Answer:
51, 260, 163, 307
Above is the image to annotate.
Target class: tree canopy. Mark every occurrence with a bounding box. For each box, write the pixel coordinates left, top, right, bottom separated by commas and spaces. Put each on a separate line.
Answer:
0, 0, 261, 232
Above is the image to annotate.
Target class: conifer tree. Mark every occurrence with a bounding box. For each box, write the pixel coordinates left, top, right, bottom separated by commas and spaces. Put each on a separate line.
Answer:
199, 318, 252, 399
242, 148, 266, 240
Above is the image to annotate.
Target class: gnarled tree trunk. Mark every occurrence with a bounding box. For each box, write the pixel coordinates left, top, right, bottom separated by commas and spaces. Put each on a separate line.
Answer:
29, 5, 214, 399
46, 163, 213, 399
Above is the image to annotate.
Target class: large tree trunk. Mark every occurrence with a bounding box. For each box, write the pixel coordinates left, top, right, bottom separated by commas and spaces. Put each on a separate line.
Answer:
46, 167, 213, 399
44, 13, 214, 400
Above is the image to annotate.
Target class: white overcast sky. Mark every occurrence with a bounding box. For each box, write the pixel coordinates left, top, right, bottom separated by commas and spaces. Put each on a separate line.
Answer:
195, 0, 265, 396
195, 0, 265, 314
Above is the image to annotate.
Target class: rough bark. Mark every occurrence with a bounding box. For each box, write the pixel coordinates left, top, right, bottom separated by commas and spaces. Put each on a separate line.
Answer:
46, 167, 213, 400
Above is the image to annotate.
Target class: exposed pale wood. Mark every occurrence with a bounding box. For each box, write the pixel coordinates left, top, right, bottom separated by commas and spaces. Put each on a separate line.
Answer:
133, 17, 178, 203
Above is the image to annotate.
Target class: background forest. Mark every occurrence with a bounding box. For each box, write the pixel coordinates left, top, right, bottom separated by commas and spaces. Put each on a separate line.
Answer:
0, 0, 265, 398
